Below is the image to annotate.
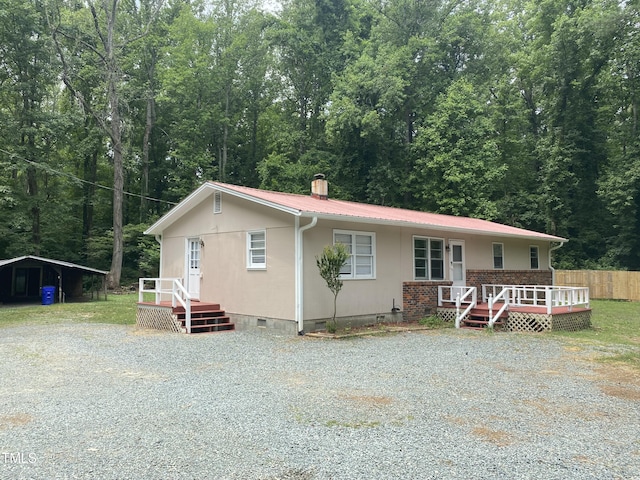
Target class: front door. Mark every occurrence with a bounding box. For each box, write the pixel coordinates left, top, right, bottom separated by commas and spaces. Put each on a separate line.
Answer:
449, 240, 466, 296
186, 238, 201, 300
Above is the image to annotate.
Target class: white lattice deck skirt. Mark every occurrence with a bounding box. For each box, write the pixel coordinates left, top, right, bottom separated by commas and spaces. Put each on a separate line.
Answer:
136, 305, 183, 333
437, 307, 591, 333
437, 308, 462, 324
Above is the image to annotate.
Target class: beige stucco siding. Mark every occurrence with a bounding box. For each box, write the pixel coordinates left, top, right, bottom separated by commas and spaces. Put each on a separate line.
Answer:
160, 192, 296, 321
156, 189, 553, 324
399, 229, 550, 278
302, 221, 552, 321
302, 221, 405, 321
463, 235, 549, 271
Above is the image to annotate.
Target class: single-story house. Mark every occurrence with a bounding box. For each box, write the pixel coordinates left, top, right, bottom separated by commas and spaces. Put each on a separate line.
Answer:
140, 175, 590, 334
0, 256, 107, 304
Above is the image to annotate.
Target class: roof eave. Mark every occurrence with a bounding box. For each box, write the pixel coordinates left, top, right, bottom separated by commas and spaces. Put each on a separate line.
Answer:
298, 212, 567, 242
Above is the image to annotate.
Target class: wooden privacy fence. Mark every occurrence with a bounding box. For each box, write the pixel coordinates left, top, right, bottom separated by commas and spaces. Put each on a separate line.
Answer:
556, 270, 640, 301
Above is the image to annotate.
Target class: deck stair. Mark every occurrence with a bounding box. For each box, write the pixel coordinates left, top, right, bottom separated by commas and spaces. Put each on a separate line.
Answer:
460, 303, 506, 330
173, 302, 235, 334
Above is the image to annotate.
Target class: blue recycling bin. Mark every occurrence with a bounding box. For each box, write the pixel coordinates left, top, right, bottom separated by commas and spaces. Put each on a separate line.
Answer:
42, 286, 55, 305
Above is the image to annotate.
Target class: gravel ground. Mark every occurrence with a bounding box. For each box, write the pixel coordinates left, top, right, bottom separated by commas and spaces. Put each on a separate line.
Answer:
0, 323, 639, 480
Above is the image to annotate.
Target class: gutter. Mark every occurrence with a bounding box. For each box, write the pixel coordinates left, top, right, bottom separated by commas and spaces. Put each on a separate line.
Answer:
295, 216, 318, 335
548, 241, 565, 285
155, 235, 163, 278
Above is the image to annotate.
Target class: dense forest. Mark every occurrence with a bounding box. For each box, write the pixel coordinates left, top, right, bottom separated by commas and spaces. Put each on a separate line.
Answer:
1, 0, 638, 287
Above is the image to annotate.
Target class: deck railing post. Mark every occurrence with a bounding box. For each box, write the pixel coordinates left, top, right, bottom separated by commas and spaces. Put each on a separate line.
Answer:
455, 293, 461, 328
488, 294, 494, 321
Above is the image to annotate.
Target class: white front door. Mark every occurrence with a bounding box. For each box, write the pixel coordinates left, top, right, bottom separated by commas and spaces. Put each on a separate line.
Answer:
186, 238, 201, 300
449, 240, 466, 295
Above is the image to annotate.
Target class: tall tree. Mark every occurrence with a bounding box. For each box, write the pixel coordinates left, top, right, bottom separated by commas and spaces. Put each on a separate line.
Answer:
50, 0, 163, 287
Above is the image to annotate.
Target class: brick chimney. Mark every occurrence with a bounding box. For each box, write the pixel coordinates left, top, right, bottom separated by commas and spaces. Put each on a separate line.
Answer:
311, 173, 328, 200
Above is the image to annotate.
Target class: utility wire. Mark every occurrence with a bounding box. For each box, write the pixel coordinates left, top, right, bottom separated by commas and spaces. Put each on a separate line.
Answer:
0, 148, 177, 206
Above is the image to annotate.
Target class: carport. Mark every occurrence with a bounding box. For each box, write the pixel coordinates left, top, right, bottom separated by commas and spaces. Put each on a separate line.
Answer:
0, 255, 107, 304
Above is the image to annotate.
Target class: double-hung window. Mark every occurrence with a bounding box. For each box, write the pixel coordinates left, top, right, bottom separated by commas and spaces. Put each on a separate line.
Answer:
333, 230, 376, 279
530, 246, 539, 269
493, 243, 504, 269
247, 230, 266, 269
413, 237, 445, 280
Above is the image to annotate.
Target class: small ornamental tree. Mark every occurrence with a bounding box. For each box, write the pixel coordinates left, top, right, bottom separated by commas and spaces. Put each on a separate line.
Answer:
316, 243, 350, 331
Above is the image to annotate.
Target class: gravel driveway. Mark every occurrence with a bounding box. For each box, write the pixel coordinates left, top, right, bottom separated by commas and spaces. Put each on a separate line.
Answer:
0, 323, 638, 479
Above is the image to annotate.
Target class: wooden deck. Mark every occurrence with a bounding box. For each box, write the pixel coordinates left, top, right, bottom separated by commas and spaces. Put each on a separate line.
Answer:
438, 302, 592, 332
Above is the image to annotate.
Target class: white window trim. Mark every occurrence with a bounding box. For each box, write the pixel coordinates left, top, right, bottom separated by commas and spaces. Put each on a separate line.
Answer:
413, 235, 446, 281
530, 245, 540, 270
493, 242, 504, 270
247, 230, 266, 270
213, 191, 222, 214
333, 229, 376, 280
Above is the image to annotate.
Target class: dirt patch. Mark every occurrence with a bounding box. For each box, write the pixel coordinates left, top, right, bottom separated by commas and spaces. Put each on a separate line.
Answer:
471, 426, 516, 446
0, 413, 33, 430
592, 363, 640, 401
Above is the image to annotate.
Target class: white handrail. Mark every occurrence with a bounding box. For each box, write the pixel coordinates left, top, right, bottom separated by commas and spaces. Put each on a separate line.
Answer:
454, 287, 477, 328
488, 288, 510, 328
139, 277, 192, 333
172, 280, 192, 334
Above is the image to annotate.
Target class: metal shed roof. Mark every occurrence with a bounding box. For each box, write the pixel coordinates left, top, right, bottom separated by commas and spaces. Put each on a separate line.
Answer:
0, 256, 108, 275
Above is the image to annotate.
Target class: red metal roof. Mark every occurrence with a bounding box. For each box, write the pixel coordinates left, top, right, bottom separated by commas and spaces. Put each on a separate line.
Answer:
210, 182, 565, 241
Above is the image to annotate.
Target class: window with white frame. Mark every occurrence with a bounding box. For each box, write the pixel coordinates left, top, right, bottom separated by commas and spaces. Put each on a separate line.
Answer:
530, 245, 539, 269
333, 230, 376, 279
247, 230, 266, 269
493, 243, 504, 269
413, 237, 445, 280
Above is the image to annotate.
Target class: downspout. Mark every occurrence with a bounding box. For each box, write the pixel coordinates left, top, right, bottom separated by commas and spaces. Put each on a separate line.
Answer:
155, 235, 163, 279
548, 241, 564, 285
295, 216, 318, 335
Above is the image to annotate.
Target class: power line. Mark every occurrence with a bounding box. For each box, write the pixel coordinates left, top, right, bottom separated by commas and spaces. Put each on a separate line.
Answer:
0, 148, 177, 206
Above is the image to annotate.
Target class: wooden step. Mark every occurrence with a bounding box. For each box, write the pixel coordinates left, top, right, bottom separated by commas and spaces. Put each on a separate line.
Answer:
189, 322, 235, 333
180, 316, 232, 326
461, 314, 504, 329
172, 303, 221, 314
172, 302, 234, 334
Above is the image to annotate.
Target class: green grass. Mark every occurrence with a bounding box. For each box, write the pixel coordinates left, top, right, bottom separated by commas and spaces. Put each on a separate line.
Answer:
552, 299, 640, 346
552, 299, 640, 369
0, 293, 139, 327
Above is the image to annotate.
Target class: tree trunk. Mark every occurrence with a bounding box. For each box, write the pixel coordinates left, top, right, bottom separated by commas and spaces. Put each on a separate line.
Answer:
221, 83, 230, 181
141, 94, 155, 221
102, 0, 124, 289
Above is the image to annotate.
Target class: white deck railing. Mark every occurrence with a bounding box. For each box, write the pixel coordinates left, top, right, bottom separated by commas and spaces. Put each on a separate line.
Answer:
138, 278, 193, 333
438, 286, 477, 328
487, 288, 510, 328
482, 284, 590, 315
